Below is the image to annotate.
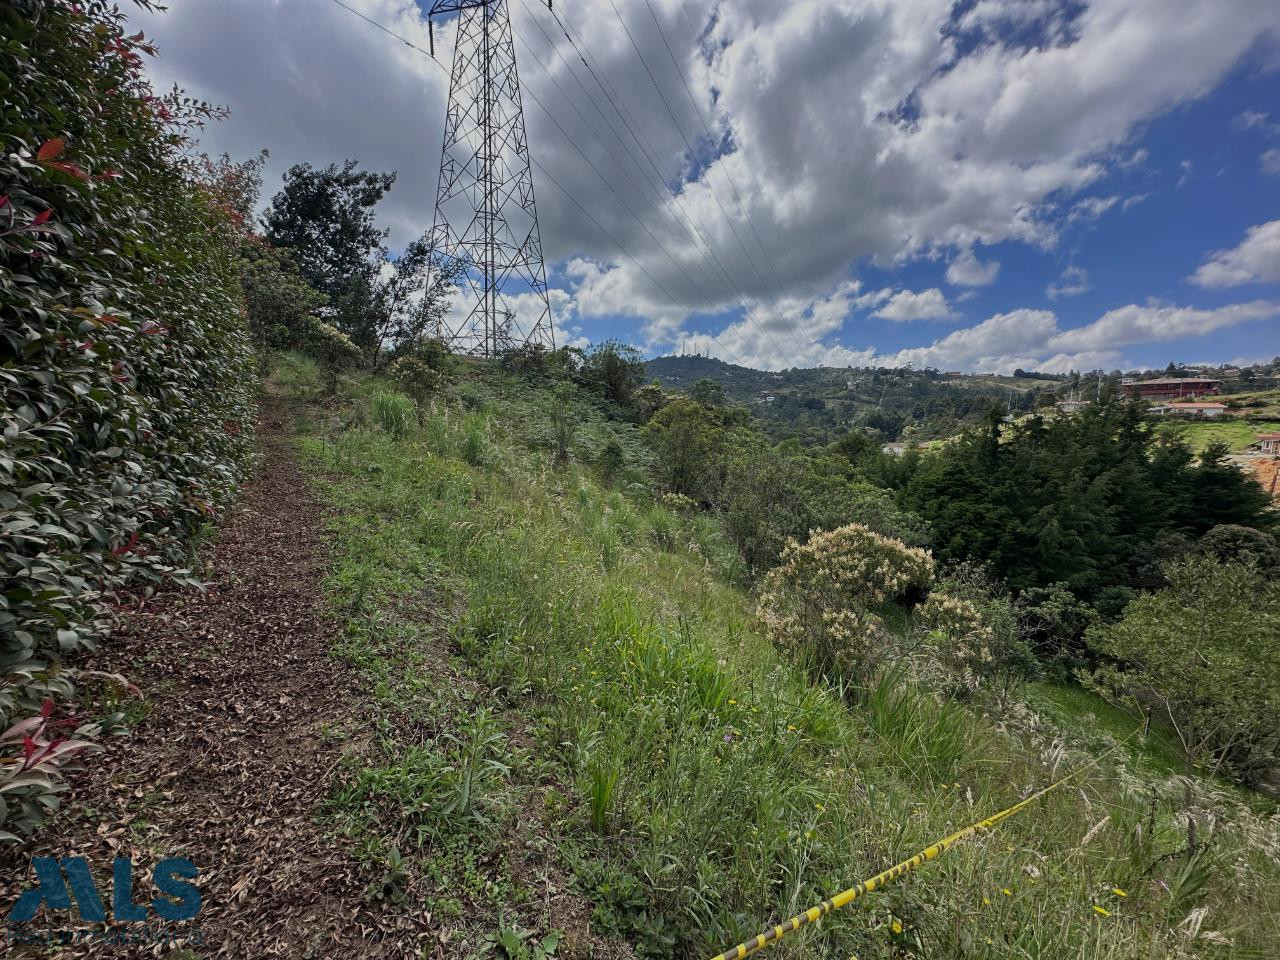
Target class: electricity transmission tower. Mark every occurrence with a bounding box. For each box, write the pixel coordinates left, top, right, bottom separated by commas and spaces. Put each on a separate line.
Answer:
428, 0, 554, 356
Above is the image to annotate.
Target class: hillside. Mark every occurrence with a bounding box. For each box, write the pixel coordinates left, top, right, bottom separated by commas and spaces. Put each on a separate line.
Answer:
644, 355, 1057, 443
128, 356, 1277, 956
296, 357, 1278, 957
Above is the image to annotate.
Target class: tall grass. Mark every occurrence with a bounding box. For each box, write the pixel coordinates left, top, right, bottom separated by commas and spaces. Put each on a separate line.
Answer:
298, 366, 1280, 960
372, 390, 416, 439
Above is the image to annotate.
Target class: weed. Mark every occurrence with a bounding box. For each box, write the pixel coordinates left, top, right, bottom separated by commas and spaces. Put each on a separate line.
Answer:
587, 759, 619, 833
372, 390, 416, 439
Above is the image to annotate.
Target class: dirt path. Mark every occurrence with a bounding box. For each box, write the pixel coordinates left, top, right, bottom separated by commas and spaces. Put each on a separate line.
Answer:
1, 403, 429, 957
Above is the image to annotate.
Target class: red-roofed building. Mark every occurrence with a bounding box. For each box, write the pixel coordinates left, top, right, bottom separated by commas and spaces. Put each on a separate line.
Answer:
1120, 377, 1223, 400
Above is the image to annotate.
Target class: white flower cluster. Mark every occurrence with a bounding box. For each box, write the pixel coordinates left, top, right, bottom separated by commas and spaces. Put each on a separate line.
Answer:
757, 524, 934, 675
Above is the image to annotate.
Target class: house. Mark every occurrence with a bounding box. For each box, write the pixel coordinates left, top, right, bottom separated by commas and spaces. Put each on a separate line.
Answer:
1149, 402, 1227, 418
881, 442, 908, 456
1259, 432, 1280, 456
1120, 377, 1223, 400
1057, 398, 1090, 414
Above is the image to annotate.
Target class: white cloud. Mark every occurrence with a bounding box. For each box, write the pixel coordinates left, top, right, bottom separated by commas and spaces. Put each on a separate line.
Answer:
1048, 300, 1279, 352
685, 296, 1280, 374
1189, 221, 1280, 287
1047, 265, 1091, 299
130, 0, 1280, 356
873, 288, 953, 322
1262, 148, 1280, 175
945, 248, 1001, 286
884, 309, 1061, 371
1068, 195, 1119, 222
876, 300, 1279, 373
1235, 110, 1278, 133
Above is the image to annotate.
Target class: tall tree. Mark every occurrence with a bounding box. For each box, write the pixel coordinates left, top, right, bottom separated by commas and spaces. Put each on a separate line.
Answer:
262, 159, 395, 320
262, 160, 459, 364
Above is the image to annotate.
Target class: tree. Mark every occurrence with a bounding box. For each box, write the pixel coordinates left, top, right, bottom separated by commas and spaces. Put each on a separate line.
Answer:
641, 398, 727, 503
687, 377, 726, 407
1086, 559, 1280, 784
263, 160, 395, 302
240, 246, 326, 351
364, 239, 463, 369
579, 340, 646, 408
1198, 524, 1280, 571
198, 148, 268, 236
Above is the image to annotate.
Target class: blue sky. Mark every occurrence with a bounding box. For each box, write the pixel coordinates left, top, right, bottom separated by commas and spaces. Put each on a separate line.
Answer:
136, 0, 1280, 371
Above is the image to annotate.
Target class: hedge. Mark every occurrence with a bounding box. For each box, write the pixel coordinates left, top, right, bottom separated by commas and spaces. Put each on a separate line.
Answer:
1, 0, 256, 836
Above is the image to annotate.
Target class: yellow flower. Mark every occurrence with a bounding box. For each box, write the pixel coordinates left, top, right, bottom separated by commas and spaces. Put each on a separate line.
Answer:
1092, 905, 1111, 917
787, 724, 797, 732
728, 698, 737, 705
815, 803, 826, 812
1002, 888, 1012, 897
1111, 887, 1127, 898
890, 919, 903, 935
982, 896, 991, 907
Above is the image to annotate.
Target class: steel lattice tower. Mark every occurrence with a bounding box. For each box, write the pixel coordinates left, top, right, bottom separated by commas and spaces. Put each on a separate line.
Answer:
428, 0, 554, 356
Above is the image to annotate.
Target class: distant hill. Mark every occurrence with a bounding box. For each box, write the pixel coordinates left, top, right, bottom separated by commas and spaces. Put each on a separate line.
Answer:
644, 355, 1061, 443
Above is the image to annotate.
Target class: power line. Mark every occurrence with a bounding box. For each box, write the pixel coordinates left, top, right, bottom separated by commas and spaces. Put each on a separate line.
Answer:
602, 0, 777, 302
511, 3, 769, 320
325, 0, 436, 60
511, 35, 721, 309
532, 156, 748, 366
647, 0, 788, 295
528, 0, 789, 362
323, 0, 756, 368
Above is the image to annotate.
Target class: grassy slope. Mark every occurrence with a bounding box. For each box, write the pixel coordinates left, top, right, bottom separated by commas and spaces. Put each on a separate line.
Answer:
1159, 418, 1280, 454
279, 356, 1280, 960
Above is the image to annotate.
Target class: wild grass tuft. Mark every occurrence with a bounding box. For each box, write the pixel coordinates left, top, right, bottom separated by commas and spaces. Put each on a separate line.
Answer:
372, 390, 416, 439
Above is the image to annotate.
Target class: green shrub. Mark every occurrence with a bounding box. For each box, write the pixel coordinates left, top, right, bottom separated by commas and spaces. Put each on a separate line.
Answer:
757, 524, 934, 676
1086, 558, 1280, 784
1013, 582, 1098, 669
597, 437, 624, 479
1197, 523, 1280, 571
308, 318, 362, 392
1, 0, 255, 814
461, 413, 490, 467
386, 354, 443, 404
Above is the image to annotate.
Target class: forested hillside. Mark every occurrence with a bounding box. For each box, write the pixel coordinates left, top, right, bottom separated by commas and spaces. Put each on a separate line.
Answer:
645, 354, 1051, 443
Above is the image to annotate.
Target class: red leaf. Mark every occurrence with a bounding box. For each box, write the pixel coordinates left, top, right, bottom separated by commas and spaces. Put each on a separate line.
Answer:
22, 735, 37, 760
47, 160, 88, 181
31, 208, 52, 226
40, 698, 53, 720
139, 320, 168, 335
111, 531, 139, 557
0, 195, 9, 209
98, 168, 122, 180
97, 314, 118, 326
36, 138, 65, 162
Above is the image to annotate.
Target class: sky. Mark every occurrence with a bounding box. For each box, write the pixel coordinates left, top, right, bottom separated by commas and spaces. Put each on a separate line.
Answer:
132, 0, 1280, 373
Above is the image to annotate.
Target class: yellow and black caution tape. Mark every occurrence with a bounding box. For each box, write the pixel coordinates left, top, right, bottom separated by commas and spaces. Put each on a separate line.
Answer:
708, 775, 1076, 960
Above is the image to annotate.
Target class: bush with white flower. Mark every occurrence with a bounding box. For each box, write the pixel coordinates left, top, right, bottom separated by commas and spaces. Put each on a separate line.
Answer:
757, 524, 933, 677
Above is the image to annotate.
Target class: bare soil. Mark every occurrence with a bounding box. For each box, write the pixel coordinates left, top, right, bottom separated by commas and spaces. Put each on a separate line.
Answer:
1, 403, 434, 957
